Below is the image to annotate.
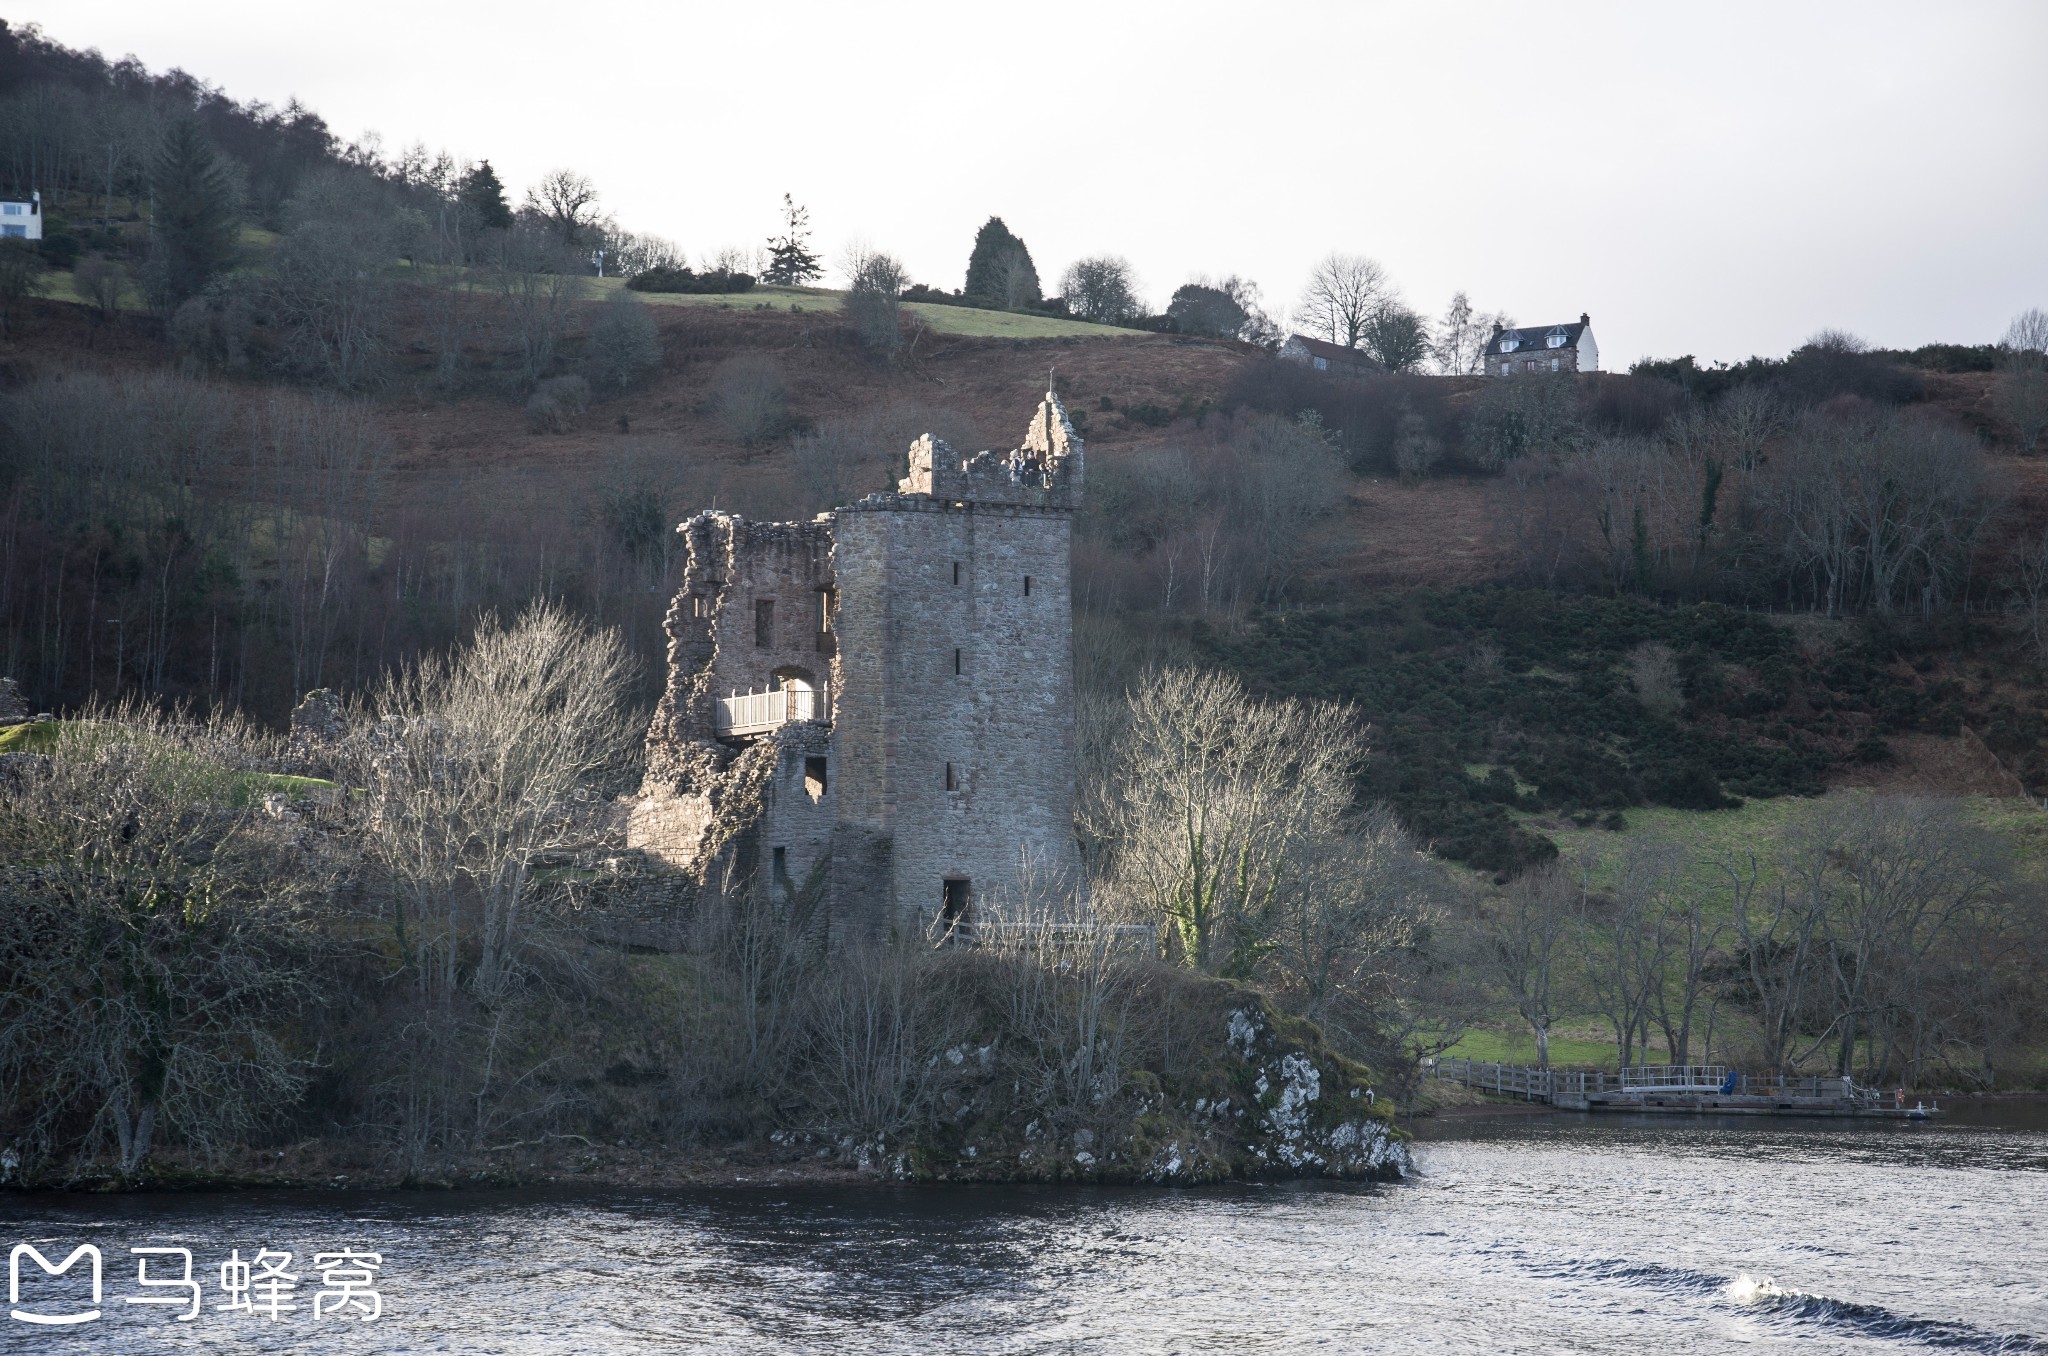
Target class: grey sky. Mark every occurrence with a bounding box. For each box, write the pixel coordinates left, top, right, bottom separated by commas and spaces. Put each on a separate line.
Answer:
11, 0, 2046, 365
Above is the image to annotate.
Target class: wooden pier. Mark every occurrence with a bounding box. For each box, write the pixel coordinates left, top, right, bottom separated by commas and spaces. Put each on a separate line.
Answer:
1430, 1058, 1942, 1119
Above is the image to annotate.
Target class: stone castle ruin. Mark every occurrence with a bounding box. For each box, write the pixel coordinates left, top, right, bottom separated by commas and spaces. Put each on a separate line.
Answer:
629, 391, 1087, 939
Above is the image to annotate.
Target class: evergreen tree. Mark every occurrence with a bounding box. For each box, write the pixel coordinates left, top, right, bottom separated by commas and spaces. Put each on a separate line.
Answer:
458, 160, 514, 232
146, 120, 240, 311
761, 193, 822, 286
963, 216, 1041, 308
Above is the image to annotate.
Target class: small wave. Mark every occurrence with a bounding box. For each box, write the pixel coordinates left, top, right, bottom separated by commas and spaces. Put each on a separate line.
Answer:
1516, 1255, 2041, 1353
1722, 1272, 2044, 1353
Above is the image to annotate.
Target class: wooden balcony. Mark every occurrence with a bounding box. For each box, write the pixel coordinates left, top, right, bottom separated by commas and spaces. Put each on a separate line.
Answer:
715, 684, 827, 737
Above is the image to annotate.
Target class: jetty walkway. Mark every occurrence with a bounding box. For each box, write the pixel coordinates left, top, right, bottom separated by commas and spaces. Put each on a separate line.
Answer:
1429, 1058, 1940, 1118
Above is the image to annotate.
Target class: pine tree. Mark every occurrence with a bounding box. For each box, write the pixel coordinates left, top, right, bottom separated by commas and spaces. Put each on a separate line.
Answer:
146, 120, 240, 310
761, 193, 821, 286
458, 160, 514, 232
963, 216, 1041, 308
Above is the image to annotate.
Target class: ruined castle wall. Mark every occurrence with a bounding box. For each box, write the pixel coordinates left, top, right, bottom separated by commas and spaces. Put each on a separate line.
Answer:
829, 495, 1082, 935
634, 513, 835, 876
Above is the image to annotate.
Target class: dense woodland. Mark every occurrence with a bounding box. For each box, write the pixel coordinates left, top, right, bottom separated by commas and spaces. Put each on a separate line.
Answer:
2, 21, 2047, 1187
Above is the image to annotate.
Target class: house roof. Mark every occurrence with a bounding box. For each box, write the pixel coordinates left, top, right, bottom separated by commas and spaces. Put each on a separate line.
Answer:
1487, 318, 1590, 357
1286, 334, 1386, 371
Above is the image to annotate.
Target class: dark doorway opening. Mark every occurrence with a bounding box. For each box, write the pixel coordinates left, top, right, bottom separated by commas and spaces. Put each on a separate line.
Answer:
941, 877, 973, 938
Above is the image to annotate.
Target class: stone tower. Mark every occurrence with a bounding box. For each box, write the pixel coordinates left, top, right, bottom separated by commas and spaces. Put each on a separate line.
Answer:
630, 392, 1087, 938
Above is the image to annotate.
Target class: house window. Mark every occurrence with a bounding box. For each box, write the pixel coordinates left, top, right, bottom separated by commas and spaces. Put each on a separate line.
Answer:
945, 761, 959, 791
1313, 356, 1329, 371
1550, 357, 1560, 372
1499, 330, 1521, 353
1023, 575, 1032, 596
754, 599, 774, 647
0, 225, 22, 239
941, 877, 973, 934
1500, 362, 1511, 376
1546, 326, 1569, 349
1525, 360, 1539, 372
0, 204, 20, 216
804, 755, 828, 800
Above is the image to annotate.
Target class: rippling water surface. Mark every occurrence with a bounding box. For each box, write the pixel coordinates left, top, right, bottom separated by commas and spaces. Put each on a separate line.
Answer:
4, 1108, 2044, 1353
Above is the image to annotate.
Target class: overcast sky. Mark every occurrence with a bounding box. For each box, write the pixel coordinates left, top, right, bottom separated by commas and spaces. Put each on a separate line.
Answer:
11, 0, 2047, 365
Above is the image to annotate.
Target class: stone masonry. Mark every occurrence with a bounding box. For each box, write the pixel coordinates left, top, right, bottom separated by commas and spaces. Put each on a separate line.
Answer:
629, 392, 1088, 939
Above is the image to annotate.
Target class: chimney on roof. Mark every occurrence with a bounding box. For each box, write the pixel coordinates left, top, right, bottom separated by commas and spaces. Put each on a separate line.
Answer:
1579, 312, 1589, 326
1491, 321, 1503, 336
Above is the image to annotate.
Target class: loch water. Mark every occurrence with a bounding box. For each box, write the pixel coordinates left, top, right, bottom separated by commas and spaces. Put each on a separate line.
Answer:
4, 1105, 2044, 1354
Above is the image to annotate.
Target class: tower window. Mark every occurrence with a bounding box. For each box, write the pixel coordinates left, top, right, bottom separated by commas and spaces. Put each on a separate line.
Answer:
1023, 575, 1032, 596
952, 561, 961, 586
805, 755, 828, 800
754, 599, 774, 647
945, 762, 959, 792
772, 846, 787, 877
953, 647, 962, 676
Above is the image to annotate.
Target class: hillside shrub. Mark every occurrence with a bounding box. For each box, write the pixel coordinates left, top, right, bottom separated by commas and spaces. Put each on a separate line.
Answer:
526, 374, 591, 433
586, 289, 663, 390
627, 266, 755, 294
709, 356, 789, 444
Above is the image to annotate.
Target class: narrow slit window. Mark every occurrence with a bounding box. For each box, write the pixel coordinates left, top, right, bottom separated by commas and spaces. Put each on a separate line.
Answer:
755, 599, 774, 647
804, 755, 828, 800
817, 590, 833, 632
953, 647, 963, 676
772, 846, 787, 877
1023, 575, 1032, 596
945, 762, 959, 792
952, 561, 961, 586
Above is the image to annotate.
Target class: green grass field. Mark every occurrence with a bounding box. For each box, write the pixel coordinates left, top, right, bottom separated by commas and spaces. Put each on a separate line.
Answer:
1526, 789, 2048, 890
1442, 1026, 1624, 1068
585, 277, 1143, 339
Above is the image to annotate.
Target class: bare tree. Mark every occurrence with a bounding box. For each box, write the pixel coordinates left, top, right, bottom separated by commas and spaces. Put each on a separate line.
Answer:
1481, 860, 1574, 1067
1295, 253, 1391, 350
342, 603, 640, 1008
490, 229, 587, 387
267, 172, 395, 390
1266, 803, 1442, 1031
1088, 668, 1369, 973
842, 242, 908, 360
1059, 255, 1142, 325
1996, 307, 2048, 453
525, 168, 602, 249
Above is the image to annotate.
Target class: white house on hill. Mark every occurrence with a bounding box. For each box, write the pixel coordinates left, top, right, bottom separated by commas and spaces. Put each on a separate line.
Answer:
0, 191, 42, 241
1487, 314, 1598, 376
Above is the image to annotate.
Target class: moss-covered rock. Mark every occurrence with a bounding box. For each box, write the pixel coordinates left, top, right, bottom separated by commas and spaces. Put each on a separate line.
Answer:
899, 977, 1410, 1185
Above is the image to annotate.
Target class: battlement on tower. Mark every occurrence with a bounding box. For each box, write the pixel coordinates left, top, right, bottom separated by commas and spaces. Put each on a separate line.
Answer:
891, 390, 1084, 510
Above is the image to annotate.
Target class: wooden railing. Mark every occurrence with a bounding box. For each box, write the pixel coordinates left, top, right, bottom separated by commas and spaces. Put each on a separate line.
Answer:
715, 684, 826, 737
1428, 1057, 1880, 1105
